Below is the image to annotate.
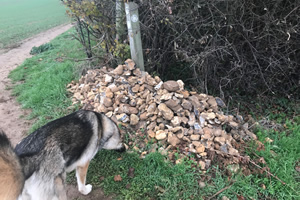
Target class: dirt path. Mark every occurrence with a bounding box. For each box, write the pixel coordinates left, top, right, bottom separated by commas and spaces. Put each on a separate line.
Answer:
0, 24, 113, 200
0, 24, 72, 146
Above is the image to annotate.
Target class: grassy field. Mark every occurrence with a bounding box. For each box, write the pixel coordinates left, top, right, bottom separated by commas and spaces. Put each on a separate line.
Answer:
0, 0, 69, 49
9, 30, 300, 199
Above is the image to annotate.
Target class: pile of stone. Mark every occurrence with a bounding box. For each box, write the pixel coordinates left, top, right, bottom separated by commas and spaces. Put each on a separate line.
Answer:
67, 59, 257, 169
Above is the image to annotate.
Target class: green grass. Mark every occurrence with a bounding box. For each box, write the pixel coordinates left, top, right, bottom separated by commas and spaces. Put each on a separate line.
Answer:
0, 0, 69, 49
68, 151, 203, 200
8, 24, 299, 199
9, 28, 85, 131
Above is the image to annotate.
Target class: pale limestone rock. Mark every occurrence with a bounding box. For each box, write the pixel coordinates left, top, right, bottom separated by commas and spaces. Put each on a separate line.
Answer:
158, 103, 174, 120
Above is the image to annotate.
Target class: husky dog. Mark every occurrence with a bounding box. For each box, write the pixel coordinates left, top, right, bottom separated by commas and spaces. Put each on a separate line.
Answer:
0, 130, 24, 200
15, 110, 126, 200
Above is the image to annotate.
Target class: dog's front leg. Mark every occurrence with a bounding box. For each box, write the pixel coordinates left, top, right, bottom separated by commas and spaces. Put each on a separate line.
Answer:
76, 161, 92, 195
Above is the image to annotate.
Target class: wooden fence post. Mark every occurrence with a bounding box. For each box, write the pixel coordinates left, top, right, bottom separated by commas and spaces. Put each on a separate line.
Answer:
125, 2, 144, 71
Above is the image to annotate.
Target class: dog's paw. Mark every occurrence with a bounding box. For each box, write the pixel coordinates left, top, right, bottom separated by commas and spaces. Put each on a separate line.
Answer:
79, 184, 92, 195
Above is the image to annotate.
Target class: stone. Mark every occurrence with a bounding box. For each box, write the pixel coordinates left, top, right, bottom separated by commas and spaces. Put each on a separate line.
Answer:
147, 130, 155, 138
155, 130, 167, 140
147, 122, 156, 131
140, 112, 147, 120
133, 68, 142, 76
199, 181, 206, 188
168, 133, 181, 146
212, 128, 222, 137
163, 80, 179, 92
147, 103, 157, 114
180, 90, 190, 98
200, 112, 216, 120
215, 97, 226, 107
160, 93, 173, 100
130, 114, 139, 126
192, 141, 201, 147
113, 65, 124, 75
165, 99, 182, 112
103, 97, 113, 107
190, 135, 200, 141
196, 144, 205, 153
188, 112, 196, 126
181, 99, 192, 111
104, 74, 113, 83
229, 121, 239, 129
105, 111, 113, 118
146, 75, 157, 86
199, 161, 205, 170
171, 116, 181, 127
222, 196, 230, 200
105, 88, 114, 98
216, 113, 228, 122
188, 96, 201, 109
131, 84, 140, 93
125, 59, 136, 70
158, 103, 174, 120
228, 147, 239, 155
116, 113, 129, 122
177, 80, 184, 90
207, 97, 217, 107
108, 83, 119, 93
214, 137, 226, 145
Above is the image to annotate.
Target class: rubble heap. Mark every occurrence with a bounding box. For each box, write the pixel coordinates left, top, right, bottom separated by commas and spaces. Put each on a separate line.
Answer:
67, 59, 257, 169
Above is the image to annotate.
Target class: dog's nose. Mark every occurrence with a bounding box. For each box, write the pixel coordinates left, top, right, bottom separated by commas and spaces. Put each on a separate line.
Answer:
115, 144, 126, 152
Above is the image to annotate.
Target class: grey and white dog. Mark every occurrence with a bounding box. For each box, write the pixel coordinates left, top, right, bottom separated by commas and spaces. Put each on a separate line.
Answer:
15, 110, 125, 200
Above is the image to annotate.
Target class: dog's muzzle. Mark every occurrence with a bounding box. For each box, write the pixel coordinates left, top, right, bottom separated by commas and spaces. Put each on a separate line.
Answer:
115, 144, 126, 153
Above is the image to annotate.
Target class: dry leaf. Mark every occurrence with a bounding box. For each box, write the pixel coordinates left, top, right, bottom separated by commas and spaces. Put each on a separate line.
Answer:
128, 167, 135, 178
114, 175, 122, 182
117, 157, 122, 161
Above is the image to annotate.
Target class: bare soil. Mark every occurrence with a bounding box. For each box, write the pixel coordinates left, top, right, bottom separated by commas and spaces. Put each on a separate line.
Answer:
0, 24, 112, 200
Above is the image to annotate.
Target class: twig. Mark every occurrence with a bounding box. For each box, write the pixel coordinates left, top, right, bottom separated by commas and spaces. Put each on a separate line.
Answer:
248, 159, 286, 185
207, 182, 234, 200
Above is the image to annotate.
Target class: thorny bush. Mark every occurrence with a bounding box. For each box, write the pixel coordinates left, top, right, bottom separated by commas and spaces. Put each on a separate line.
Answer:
63, 0, 299, 98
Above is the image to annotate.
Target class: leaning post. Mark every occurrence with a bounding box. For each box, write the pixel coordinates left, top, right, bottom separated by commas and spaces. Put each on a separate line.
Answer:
125, 2, 145, 71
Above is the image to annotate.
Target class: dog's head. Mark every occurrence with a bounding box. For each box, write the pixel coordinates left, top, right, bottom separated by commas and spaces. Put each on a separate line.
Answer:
100, 115, 126, 152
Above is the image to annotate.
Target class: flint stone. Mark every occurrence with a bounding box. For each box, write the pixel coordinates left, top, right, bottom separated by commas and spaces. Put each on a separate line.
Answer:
163, 81, 179, 92
147, 130, 155, 138
165, 99, 182, 112
177, 80, 184, 90
181, 99, 192, 111
171, 116, 181, 127
104, 74, 113, 83
188, 112, 196, 126
207, 97, 217, 107
229, 121, 239, 129
215, 97, 226, 107
201, 112, 216, 120
158, 103, 174, 120
156, 130, 167, 140
190, 135, 200, 141
125, 59, 136, 70
113, 65, 124, 75
133, 68, 142, 77
116, 113, 129, 122
103, 98, 113, 107
168, 133, 181, 146
214, 137, 226, 145
196, 144, 205, 153
130, 114, 139, 126
147, 103, 157, 114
